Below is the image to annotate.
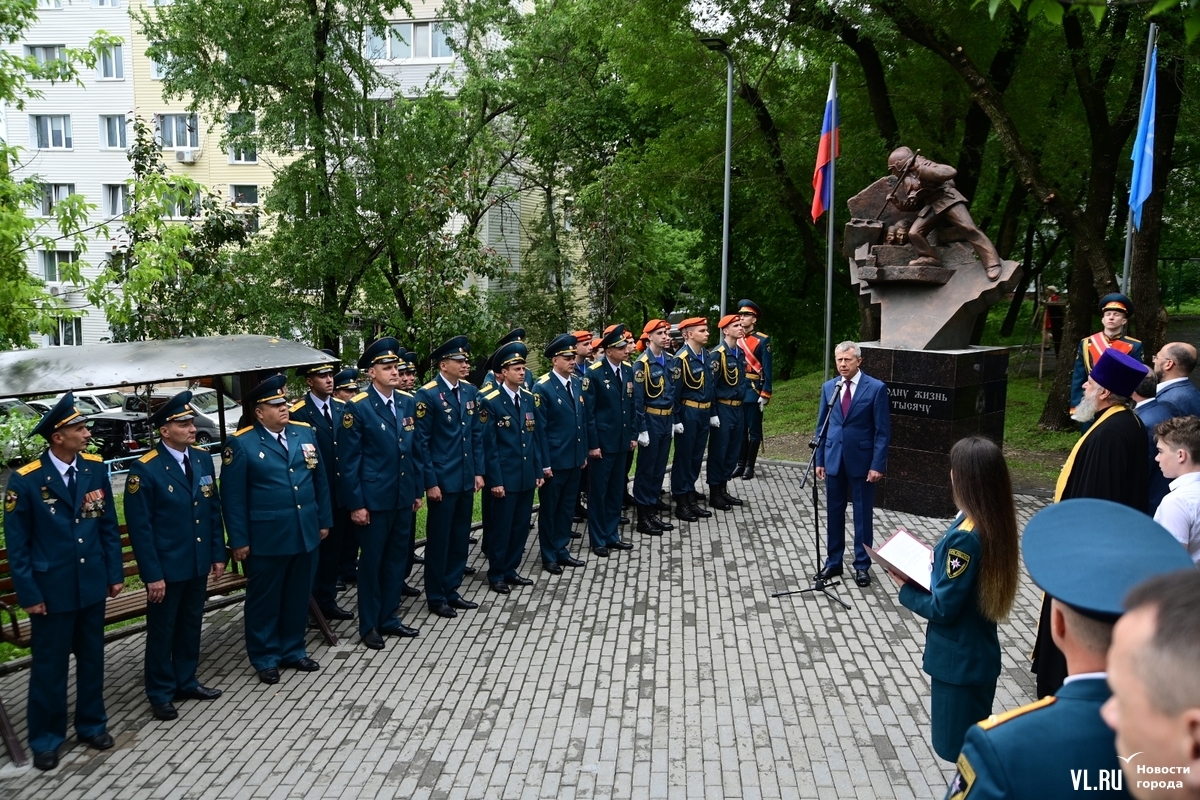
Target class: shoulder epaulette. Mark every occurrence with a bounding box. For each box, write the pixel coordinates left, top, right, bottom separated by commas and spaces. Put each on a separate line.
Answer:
757, 331, 769, 339
16, 459, 41, 476
978, 697, 1056, 730
423, 380, 438, 390
139, 450, 159, 463
537, 373, 551, 384
190, 445, 208, 452
520, 387, 534, 395
82, 453, 103, 462
234, 426, 254, 436
636, 352, 649, 363
351, 392, 369, 403
589, 361, 603, 370
289, 399, 306, 412
484, 390, 501, 400
289, 420, 311, 428
399, 390, 414, 398
959, 518, 976, 532
1125, 336, 1142, 343
664, 350, 678, 359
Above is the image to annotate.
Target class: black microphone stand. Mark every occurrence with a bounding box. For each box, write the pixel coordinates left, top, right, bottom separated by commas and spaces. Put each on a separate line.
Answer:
773, 379, 850, 610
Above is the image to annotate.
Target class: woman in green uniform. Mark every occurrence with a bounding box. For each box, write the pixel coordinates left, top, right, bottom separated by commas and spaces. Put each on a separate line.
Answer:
888, 435, 1020, 762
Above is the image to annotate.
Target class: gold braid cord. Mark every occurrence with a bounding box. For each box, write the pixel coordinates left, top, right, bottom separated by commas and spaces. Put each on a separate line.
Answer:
681, 353, 706, 391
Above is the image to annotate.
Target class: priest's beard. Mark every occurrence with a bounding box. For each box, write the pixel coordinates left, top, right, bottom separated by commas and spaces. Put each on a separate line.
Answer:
1072, 393, 1100, 423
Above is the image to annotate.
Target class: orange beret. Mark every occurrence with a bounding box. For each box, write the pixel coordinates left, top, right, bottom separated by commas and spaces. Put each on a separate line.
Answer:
603, 323, 619, 335
642, 319, 669, 337
678, 317, 707, 330
590, 337, 602, 350
573, 330, 592, 343
718, 314, 740, 329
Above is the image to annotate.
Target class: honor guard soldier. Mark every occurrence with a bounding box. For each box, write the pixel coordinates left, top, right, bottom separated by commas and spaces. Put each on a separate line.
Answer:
220, 375, 333, 684
534, 333, 594, 573
289, 351, 355, 623
479, 342, 545, 592
1071, 293, 1144, 422
397, 349, 425, 594
339, 338, 424, 649
125, 391, 227, 722
733, 299, 772, 480
332, 368, 359, 402
3, 393, 123, 771
706, 314, 748, 511
585, 324, 638, 556
415, 336, 486, 618
945, 499, 1192, 800
671, 317, 716, 522
480, 329, 535, 393
632, 319, 677, 535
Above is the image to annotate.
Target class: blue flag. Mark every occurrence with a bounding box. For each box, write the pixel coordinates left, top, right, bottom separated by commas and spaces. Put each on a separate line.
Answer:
1129, 46, 1157, 230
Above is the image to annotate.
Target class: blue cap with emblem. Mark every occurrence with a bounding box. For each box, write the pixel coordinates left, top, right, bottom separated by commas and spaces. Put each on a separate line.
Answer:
545, 333, 578, 360
297, 349, 338, 378
599, 324, 627, 350
431, 335, 471, 363
396, 348, 415, 373
1098, 292, 1133, 317
334, 368, 359, 391
243, 374, 289, 407
1024, 499, 1194, 621
358, 337, 401, 371
32, 391, 88, 440
149, 390, 197, 428
493, 341, 527, 369
737, 299, 762, 317
497, 328, 526, 347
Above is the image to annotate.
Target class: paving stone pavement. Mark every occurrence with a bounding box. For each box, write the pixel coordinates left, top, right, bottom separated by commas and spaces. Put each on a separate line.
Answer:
0, 461, 1050, 800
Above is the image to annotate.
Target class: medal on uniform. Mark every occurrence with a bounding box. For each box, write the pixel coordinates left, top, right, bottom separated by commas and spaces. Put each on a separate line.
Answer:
199, 475, 214, 498
302, 442, 319, 469
525, 412, 535, 432
80, 489, 106, 519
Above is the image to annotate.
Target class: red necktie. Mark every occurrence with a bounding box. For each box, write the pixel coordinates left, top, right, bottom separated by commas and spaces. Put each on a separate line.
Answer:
841, 381, 852, 417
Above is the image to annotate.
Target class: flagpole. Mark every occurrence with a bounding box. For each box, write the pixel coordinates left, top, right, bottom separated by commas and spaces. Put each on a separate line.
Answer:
823, 62, 837, 383
1121, 23, 1158, 296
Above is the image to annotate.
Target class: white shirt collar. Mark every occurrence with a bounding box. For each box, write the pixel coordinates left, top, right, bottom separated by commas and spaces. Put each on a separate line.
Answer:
46, 450, 78, 480
371, 384, 395, 404
439, 374, 460, 392
1062, 671, 1107, 685
308, 392, 330, 414
554, 371, 572, 389
606, 357, 622, 372
162, 442, 188, 467
1169, 471, 1200, 491
1158, 377, 1191, 391
1135, 397, 1153, 409
503, 383, 520, 403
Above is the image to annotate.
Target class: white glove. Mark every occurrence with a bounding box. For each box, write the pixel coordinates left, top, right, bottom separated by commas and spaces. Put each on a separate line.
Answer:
710, 415, 720, 428
637, 431, 650, 447
672, 423, 684, 436
758, 396, 768, 410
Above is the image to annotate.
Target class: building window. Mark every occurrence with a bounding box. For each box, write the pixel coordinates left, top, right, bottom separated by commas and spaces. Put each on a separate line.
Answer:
37, 0, 63, 9
157, 113, 198, 148
38, 183, 75, 216
100, 114, 127, 149
149, 45, 167, 80
169, 191, 200, 218
94, 0, 121, 7
26, 45, 64, 68
364, 27, 387, 60
32, 115, 72, 149
230, 185, 259, 205
388, 24, 411, 59
53, 317, 83, 347
97, 45, 123, 79
40, 250, 76, 282
104, 184, 129, 217
227, 112, 257, 163
383, 22, 453, 59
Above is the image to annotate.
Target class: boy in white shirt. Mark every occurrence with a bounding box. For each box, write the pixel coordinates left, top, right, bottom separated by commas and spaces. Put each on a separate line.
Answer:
1153, 415, 1200, 564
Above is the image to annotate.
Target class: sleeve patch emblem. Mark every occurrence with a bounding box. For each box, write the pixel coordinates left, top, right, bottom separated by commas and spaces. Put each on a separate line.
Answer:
947, 548, 971, 579
127, 475, 140, 494
222, 447, 234, 466
416, 401, 427, 418
342, 412, 354, 429
4, 490, 15, 514
947, 752, 976, 800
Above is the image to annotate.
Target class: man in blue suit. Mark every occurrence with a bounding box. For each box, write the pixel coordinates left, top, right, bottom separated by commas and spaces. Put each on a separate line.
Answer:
479, 341, 545, 592
289, 351, 354, 623
815, 341, 891, 588
585, 324, 638, 556
339, 338, 424, 649
1152, 342, 1200, 417
3, 393, 123, 770
125, 391, 227, 722
221, 375, 332, 684
534, 334, 595, 573
414, 336, 485, 619
1132, 373, 1175, 514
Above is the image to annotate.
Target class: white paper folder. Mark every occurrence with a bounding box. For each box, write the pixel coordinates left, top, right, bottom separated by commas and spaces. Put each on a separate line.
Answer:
865, 527, 934, 592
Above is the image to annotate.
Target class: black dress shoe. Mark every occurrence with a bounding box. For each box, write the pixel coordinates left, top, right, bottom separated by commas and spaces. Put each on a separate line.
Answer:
319, 605, 354, 621
490, 582, 511, 594
448, 597, 478, 610
816, 564, 844, 581
623, 491, 635, 508
656, 498, 671, 512
592, 546, 610, 557
175, 685, 222, 701
78, 732, 114, 750
151, 703, 178, 721
257, 668, 280, 684
610, 540, 634, 550
508, 574, 534, 586
468, 536, 479, 545
731, 463, 745, 479
559, 556, 585, 568
335, 579, 347, 592
412, 554, 425, 564
570, 531, 583, 539
33, 750, 58, 771
464, 566, 478, 576
572, 513, 586, 523
281, 657, 320, 672
381, 623, 419, 637
342, 573, 358, 585
401, 584, 421, 598
855, 569, 871, 587
362, 630, 386, 649
619, 515, 630, 525
430, 604, 458, 618
543, 562, 564, 574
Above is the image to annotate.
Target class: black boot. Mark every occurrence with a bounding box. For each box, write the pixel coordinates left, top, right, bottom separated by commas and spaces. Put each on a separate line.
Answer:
731, 440, 749, 478
742, 445, 759, 480
636, 505, 663, 535
649, 510, 672, 531
721, 482, 744, 506
675, 497, 698, 522
656, 494, 671, 512
688, 490, 712, 517
709, 485, 732, 511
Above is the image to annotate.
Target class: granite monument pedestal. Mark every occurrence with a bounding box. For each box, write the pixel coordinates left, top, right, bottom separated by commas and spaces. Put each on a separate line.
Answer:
860, 343, 1009, 519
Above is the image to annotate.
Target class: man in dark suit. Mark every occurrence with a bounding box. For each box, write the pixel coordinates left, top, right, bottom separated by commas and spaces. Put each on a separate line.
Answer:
3, 393, 123, 770
815, 341, 891, 588
1132, 373, 1175, 514
1153, 341, 1200, 417
534, 334, 595, 573
289, 351, 354, 623
585, 325, 638, 556
125, 391, 227, 722
220, 375, 332, 684
339, 338, 424, 649
414, 336, 485, 619
479, 341, 545, 592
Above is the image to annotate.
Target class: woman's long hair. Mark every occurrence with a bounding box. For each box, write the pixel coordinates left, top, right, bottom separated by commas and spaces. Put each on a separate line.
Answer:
949, 436, 1020, 622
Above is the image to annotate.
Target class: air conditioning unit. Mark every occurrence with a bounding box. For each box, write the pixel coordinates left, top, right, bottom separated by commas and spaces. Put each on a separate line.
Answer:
176, 149, 196, 164
49, 286, 60, 296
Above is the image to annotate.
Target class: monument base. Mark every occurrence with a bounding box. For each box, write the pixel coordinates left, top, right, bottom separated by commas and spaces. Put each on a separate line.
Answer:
859, 343, 1009, 519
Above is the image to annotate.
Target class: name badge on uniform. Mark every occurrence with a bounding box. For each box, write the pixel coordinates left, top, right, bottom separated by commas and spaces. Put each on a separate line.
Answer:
301, 442, 319, 470
81, 489, 106, 519
199, 475, 214, 498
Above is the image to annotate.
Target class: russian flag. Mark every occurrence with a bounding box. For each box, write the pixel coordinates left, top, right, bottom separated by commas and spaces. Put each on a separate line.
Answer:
811, 76, 840, 222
